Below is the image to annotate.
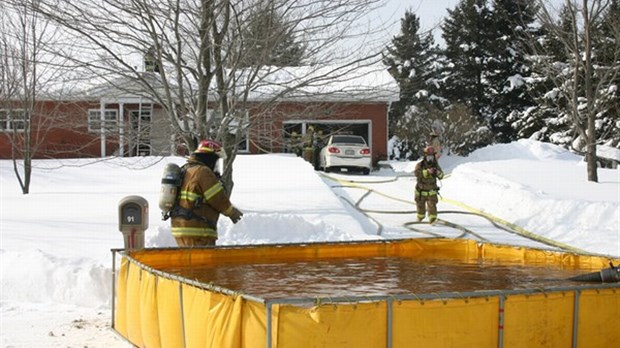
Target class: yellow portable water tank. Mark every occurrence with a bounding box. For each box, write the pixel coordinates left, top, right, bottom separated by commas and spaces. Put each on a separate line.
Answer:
112, 238, 620, 348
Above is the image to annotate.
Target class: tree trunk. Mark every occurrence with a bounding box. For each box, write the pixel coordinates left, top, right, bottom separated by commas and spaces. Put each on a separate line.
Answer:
583, 0, 598, 182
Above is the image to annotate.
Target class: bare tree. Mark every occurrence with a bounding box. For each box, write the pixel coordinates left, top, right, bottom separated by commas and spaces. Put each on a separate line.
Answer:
28, 0, 386, 192
532, 0, 620, 182
0, 0, 87, 194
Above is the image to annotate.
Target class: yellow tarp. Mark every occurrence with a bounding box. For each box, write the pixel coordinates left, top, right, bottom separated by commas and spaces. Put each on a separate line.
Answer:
182, 285, 243, 348
114, 257, 129, 337
156, 277, 183, 347
393, 297, 499, 348
113, 238, 620, 348
503, 292, 574, 347
576, 288, 620, 348
128, 239, 615, 270
274, 302, 387, 348
125, 262, 144, 347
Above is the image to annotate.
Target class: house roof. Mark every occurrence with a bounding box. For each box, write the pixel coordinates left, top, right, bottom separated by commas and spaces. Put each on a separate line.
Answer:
247, 65, 400, 103
84, 65, 399, 104
84, 73, 165, 104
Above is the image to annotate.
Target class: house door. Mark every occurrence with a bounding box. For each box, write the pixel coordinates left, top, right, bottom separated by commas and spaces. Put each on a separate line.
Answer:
129, 105, 152, 156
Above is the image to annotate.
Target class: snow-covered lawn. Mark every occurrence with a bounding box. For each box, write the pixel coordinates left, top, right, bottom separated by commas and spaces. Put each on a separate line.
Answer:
1, 139, 618, 347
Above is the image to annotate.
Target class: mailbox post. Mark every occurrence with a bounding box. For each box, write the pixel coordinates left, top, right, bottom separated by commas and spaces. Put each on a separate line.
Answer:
118, 195, 149, 250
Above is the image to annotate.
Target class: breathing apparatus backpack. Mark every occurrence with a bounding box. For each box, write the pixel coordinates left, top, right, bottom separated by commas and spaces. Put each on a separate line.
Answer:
159, 163, 185, 220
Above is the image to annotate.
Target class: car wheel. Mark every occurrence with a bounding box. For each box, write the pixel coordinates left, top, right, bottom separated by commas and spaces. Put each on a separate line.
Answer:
325, 166, 331, 173
362, 168, 370, 175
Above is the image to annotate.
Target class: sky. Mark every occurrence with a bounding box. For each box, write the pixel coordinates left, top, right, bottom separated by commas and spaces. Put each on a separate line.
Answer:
378, 0, 461, 35
358, 0, 461, 50
1, 139, 618, 347
372, 0, 565, 47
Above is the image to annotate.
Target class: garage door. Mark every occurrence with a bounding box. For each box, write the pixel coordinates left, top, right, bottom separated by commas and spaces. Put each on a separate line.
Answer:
283, 121, 370, 145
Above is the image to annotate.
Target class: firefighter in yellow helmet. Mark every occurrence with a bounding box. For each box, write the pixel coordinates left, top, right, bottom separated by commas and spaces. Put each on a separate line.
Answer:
171, 139, 243, 246
414, 146, 444, 224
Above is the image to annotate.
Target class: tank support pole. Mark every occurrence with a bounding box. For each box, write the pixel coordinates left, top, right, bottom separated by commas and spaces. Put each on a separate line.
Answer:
498, 295, 505, 348
266, 302, 273, 348
179, 283, 187, 348
572, 290, 580, 348
111, 249, 117, 329
386, 297, 393, 348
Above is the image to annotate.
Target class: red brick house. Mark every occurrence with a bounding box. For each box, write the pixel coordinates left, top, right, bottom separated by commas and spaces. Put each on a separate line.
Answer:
0, 66, 398, 164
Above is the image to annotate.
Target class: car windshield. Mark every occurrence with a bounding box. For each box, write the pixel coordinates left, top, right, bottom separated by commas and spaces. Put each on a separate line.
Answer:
331, 135, 366, 145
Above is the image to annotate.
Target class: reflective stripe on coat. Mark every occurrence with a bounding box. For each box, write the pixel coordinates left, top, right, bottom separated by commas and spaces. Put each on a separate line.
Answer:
171, 159, 235, 240
414, 160, 444, 193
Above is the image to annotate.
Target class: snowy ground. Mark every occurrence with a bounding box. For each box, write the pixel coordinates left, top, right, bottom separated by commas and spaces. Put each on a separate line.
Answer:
1, 139, 618, 347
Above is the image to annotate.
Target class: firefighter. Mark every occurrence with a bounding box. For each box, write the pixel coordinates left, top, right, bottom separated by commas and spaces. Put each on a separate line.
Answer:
313, 129, 325, 170
290, 131, 302, 156
302, 126, 315, 163
414, 146, 444, 224
428, 131, 442, 159
171, 139, 243, 246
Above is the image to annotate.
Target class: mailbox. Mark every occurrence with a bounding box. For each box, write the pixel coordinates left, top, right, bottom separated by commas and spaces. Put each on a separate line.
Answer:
118, 195, 149, 250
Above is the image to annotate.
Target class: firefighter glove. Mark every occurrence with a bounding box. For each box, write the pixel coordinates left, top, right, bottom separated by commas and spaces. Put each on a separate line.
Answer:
229, 207, 243, 224
428, 167, 436, 176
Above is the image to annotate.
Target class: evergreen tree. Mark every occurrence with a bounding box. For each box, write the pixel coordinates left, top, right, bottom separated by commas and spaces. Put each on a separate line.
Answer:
525, 1, 619, 156
237, 3, 305, 67
441, 0, 541, 144
591, 0, 620, 149
486, 0, 539, 142
441, 0, 494, 124
383, 10, 442, 159
515, 5, 574, 145
520, 0, 616, 179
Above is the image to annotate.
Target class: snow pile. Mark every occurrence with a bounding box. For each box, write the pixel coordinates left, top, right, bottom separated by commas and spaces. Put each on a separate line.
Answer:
0, 139, 618, 347
440, 140, 618, 256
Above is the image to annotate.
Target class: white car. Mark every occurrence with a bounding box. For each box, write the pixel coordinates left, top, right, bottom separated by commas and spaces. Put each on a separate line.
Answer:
319, 135, 371, 175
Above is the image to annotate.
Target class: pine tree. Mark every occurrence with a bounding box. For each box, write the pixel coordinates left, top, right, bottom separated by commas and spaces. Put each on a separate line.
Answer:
437, 0, 512, 155
486, 0, 539, 142
526, 0, 619, 157
518, 5, 574, 147
383, 10, 442, 159
237, 3, 305, 67
441, 0, 494, 124
591, 0, 620, 149
523, 0, 616, 180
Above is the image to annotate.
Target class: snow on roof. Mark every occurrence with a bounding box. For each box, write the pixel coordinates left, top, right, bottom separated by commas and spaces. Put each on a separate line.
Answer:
247, 65, 400, 103
83, 73, 166, 103
83, 65, 399, 104
597, 144, 620, 162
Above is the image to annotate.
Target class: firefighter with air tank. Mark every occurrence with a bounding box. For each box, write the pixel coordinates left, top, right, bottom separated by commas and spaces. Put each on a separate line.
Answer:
159, 139, 243, 247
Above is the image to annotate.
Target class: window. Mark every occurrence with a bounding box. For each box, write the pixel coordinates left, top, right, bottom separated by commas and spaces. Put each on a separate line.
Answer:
237, 134, 249, 152
88, 109, 118, 133
0, 109, 27, 132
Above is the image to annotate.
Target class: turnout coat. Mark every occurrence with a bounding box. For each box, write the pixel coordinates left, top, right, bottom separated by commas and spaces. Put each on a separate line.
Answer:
414, 159, 444, 194
171, 158, 236, 240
